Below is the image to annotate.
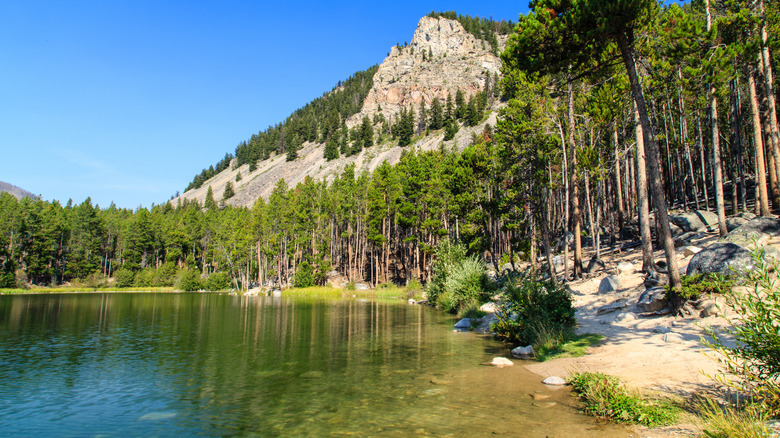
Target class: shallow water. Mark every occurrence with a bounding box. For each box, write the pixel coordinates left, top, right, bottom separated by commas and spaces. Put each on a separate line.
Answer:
0, 293, 631, 436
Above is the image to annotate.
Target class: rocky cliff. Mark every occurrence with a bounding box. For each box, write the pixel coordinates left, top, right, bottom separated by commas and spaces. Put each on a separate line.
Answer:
174, 16, 506, 208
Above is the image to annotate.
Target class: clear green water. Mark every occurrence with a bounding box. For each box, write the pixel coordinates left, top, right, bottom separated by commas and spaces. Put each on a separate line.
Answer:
0, 293, 631, 437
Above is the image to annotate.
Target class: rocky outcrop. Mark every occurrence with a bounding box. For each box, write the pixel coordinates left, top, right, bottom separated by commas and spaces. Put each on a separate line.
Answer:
669, 210, 718, 232
174, 16, 505, 208
686, 242, 754, 275
350, 16, 505, 127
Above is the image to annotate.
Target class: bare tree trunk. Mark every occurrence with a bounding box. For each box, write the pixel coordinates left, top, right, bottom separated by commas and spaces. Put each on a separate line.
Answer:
696, 112, 711, 211
619, 32, 681, 290
614, 125, 625, 230
567, 77, 583, 279
635, 102, 655, 272
749, 66, 771, 215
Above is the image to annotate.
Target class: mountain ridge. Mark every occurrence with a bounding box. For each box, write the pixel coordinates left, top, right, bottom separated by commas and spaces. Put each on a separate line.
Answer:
174, 13, 511, 208
0, 181, 37, 200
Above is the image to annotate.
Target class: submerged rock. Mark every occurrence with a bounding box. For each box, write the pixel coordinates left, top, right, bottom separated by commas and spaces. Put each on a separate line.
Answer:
485, 357, 514, 367
542, 376, 567, 386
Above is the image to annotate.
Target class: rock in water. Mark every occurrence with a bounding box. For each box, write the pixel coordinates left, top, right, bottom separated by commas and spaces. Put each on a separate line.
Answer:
486, 357, 514, 367
511, 345, 534, 359
454, 318, 472, 329
686, 242, 754, 275
542, 376, 567, 386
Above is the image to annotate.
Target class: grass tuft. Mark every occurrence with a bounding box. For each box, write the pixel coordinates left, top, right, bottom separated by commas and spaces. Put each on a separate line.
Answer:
569, 372, 680, 427
535, 333, 604, 362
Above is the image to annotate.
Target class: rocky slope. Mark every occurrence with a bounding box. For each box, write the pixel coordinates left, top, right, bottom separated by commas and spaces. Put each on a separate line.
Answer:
0, 181, 37, 200
173, 16, 506, 208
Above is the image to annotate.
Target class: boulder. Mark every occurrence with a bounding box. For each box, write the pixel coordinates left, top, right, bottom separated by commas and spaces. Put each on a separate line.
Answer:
479, 302, 499, 313
598, 275, 622, 294
487, 357, 514, 367
723, 217, 780, 249
454, 318, 472, 329
670, 210, 718, 232
674, 231, 701, 248
681, 246, 702, 257
616, 262, 634, 275
663, 333, 685, 344
542, 376, 567, 385
636, 286, 669, 313
696, 299, 720, 318
596, 299, 629, 315
511, 345, 534, 359
726, 217, 749, 232
686, 242, 754, 275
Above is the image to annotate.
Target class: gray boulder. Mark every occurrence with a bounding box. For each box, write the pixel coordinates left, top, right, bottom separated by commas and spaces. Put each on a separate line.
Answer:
674, 231, 701, 248
511, 345, 534, 359
598, 275, 622, 294
726, 217, 749, 232
722, 217, 780, 249
670, 210, 718, 232
686, 242, 754, 275
454, 318, 472, 329
636, 286, 669, 313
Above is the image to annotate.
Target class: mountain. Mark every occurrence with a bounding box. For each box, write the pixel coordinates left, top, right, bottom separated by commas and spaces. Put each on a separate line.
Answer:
174, 14, 511, 208
0, 181, 37, 200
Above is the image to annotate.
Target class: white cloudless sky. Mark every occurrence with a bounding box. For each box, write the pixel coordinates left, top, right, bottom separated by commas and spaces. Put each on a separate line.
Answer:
0, 1, 527, 209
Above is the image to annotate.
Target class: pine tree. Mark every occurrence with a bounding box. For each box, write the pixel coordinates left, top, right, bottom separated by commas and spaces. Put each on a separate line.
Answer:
418, 100, 427, 133
223, 182, 235, 200
324, 137, 339, 160
429, 99, 444, 130
454, 89, 466, 120
445, 94, 454, 121
205, 186, 217, 211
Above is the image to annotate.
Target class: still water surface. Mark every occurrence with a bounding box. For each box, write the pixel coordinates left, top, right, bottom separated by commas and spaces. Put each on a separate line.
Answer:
0, 293, 630, 436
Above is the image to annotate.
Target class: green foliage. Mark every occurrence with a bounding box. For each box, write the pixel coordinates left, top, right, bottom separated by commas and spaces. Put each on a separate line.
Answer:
204, 272, 232, 291
185, 153, 233, 192
293, 260, 316, 288
443, 119, 459, 140
222, 182, 235, 200
426, 239, 494, 313
569, 372, 680, 427
491, 271, 575, 349
666, 273, 734, 301
113, 268, 135, 288
535, 333, 603, 362
0, 258, 15, 288
698, 400, 770, 438
204, 186, 217, 210
702, 252, 780, 416
176, 269, 202, 292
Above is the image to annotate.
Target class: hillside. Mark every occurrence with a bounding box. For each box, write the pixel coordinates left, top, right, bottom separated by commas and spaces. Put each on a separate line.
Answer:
173, 14, 510, 208
0, 181, 36, 200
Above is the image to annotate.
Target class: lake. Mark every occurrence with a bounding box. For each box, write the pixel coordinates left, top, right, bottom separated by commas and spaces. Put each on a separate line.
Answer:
0, 293, 630, 436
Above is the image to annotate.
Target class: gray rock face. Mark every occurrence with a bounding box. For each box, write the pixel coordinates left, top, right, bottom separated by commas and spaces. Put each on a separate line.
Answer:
454, 318, 472, 328
598, 275, 622, 294
686, 242, 754, 275
636, 286, 669, 313
722, 217, 780, 249
670, 210, 718, 232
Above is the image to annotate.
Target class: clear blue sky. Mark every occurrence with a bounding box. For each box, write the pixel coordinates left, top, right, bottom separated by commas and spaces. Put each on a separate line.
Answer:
0, 1, 528, 210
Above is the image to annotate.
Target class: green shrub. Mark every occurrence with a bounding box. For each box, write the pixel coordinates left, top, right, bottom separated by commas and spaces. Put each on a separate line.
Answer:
0, 259, 16, 288
204, 272, 232, 291
426, 239, 494, 313
176, 269, 202, 292
698, 400, 770, 438
666, 273, 734, 301
405, 277, 424, 300
155, 262, 179, 287
134, 268, 157, 288
114, 268, 135, 288
293, 261, 315, 288
491, 271, 575, 349
702, 250, 780, 416
569, 372, 680, 427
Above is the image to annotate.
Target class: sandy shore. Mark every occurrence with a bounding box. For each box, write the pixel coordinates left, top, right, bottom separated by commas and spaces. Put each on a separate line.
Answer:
521, 231, 735, 437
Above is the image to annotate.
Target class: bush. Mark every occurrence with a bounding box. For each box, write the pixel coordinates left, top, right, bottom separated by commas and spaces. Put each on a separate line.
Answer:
155, 262, 179, 287
426, 239, 494, 313
491, 270, 575, 348
702, 250, 780, 416
293, 261, 316, 288
569, 372, 680, 427
114, 268, 135, 288
0, 259, 16, 288
176, 269, 202, 292
204, 272, 232, 291
666, 273, 734, 301
134, 268, 157, 288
